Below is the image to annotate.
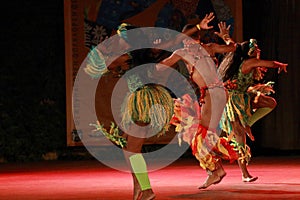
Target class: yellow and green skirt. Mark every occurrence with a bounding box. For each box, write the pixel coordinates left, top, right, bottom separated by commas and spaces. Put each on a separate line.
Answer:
121, 84, 174, 137
219, 90, 252, 134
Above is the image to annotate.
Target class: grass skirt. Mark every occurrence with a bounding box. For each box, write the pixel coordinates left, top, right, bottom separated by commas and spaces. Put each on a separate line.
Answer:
219, 91, 252, 134
121, 84, 174, 137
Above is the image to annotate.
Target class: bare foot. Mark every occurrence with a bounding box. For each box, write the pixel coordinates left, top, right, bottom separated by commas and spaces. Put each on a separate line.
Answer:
133, 188, 142, 200
216, 164, 227, 182
198, 170, 225, 189
140, 189, 155, 200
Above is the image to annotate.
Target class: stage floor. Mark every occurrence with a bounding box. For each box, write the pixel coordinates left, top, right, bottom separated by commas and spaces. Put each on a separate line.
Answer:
1, 156, 300, 200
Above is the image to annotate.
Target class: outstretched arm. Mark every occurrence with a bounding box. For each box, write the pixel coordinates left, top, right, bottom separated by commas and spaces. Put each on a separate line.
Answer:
242, 58, 288, 74
156, 49, 185, 71
154, 49, 187, 85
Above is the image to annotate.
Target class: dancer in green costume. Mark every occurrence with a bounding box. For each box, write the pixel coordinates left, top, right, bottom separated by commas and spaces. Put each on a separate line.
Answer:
218, 39, 288, 182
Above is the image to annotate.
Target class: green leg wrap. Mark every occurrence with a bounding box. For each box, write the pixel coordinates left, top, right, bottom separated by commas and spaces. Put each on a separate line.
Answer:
129, 154, 151, 191
248, 107, 273, 126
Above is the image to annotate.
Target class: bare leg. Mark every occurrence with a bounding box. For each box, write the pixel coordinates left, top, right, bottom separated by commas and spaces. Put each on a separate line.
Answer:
190, 66, 228, 189
201, 88, 227, 129
132, 173, 142, 200
237, 159, 258, 182
198, 89, 227, 189
233, 121, 258, 182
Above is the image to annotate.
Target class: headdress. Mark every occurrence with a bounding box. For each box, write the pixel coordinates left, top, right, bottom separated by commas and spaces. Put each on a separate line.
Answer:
248, 38, 258, 56
116, 23, 137, 43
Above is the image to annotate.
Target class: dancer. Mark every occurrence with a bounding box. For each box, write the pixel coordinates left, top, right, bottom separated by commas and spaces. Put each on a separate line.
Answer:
85, 13, 216, 200
218, 38, 288, 182
156, 21, 238, 189
164, 21, 236, 100
169, 26, 262, 185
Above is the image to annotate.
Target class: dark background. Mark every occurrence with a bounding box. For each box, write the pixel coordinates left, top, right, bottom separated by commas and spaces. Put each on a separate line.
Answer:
1, 0, 299, 162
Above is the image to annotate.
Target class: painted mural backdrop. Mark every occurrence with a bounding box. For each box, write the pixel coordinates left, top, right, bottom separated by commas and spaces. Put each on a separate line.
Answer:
83, 0, 234, 49
64, 0, 234, 146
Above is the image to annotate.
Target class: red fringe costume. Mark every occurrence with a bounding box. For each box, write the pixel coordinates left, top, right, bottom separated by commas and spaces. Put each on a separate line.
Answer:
170, 93, 238, 171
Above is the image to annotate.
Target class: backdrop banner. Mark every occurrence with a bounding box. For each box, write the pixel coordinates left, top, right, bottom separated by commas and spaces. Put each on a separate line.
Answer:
64, 0, 242, 146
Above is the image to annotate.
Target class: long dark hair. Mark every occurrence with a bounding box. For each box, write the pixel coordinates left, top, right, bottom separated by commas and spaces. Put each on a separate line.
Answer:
218, 40, 252, 81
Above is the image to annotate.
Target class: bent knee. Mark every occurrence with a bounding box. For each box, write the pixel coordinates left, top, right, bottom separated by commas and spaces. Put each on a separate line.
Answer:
269, 98, 277, 109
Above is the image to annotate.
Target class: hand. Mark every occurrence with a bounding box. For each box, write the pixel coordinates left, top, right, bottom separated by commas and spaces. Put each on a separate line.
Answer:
214, 21, 230, 38
274, 61, 288, 73
198, 12, 215, 30
248, 83, 275, 95
253, 67, 267, 81
215, 21, 235, 44
224, 79, 237, 90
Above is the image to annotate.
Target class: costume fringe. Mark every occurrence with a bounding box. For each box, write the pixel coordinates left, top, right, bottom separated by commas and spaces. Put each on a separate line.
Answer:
89, 121, 127, 148
121, 84, 173, 136
170, 94, 238, 171
170, 94, 201, 145
231, 139, 252, 164
192, 128, 238, 171
219, 91, 252, 134
84, 47, 109, 79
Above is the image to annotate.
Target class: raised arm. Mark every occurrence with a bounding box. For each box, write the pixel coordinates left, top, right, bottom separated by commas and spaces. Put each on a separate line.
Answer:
156, 12, 215, 50
204, 21, 236, 56
214, 21, 235, 45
